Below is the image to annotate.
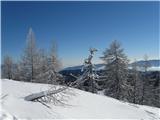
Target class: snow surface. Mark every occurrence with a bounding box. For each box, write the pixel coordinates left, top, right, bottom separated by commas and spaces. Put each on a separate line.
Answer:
1, 79, 160, 119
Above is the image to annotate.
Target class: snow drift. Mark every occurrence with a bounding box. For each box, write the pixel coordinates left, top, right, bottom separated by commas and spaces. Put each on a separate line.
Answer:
1, 79, 160, 119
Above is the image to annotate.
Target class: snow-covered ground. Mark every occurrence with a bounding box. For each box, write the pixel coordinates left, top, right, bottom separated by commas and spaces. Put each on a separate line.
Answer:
1, 79, 160, 119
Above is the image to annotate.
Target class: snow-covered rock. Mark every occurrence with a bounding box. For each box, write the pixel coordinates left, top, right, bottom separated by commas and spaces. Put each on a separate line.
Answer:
1, 79, 160, 119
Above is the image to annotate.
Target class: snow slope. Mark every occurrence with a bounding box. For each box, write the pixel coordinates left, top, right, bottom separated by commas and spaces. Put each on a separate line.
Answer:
1, 79, 160, 119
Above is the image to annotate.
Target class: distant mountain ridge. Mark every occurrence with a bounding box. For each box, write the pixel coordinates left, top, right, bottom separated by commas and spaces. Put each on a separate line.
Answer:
62, 59, 160, 71
63, 64, 104, 71
131, 59, 160, 67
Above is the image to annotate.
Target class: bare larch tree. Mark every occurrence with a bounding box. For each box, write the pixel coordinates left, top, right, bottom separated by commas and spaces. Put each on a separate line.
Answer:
2, 55, 14, 79
19, 28, 39, 82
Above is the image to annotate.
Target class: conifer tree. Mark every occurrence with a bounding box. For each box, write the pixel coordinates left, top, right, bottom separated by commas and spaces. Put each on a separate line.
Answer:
2, 55, 14, 79
101, 40, 130, 100
19, 28, 39, 82
130, 60, 143, 104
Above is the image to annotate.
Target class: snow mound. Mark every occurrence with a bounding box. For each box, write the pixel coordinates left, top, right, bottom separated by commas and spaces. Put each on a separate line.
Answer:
1, 79, 160, 119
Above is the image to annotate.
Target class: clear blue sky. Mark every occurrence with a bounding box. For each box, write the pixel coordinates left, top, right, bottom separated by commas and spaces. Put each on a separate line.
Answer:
1, 1, 159, 67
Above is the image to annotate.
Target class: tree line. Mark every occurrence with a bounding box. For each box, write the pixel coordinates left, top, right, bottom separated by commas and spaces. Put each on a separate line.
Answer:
2, 28, 63, 84
1, 29, 159, 108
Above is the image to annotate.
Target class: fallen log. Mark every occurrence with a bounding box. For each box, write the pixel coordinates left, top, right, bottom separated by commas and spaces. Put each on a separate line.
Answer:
24, 86, 68, 101
24, 60, 96, 102
24, 74, 88, 101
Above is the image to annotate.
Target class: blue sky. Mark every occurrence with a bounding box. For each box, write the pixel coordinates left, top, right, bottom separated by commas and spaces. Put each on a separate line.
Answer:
1, 1, 159, 67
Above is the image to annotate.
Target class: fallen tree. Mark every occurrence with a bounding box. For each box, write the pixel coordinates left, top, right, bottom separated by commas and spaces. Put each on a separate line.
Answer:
24, 71, 89, 102
24, 48, 102, 104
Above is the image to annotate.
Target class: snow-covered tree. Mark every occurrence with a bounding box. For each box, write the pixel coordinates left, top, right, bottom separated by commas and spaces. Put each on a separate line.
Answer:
19, 28, 39, 82
13, 62, 21, 81
79, 48, 100, 93
142, 54, 151, 72
25, 42, 72, 104
101, 40, 130, 100
130, 60, 143, 104
47, 41, 61, 84
49, 41, 61, 72
2, 55, 14, 79
33, 49, 48, 83
152, 81, 160, 107
34, 41, 63, 84
141, 54, 151, 104
25, 48, 100, 104
140, 55, 159, 107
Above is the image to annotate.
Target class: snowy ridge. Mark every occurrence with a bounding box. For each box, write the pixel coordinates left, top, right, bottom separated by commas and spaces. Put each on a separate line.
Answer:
132, 60, 160, 67
1, 79, 160, 119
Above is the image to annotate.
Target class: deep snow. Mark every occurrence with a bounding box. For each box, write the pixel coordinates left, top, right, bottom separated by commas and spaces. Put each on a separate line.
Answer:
1, 79, 160, 119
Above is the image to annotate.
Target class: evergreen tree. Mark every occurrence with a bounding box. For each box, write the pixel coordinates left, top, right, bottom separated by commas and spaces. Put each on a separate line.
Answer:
101, 40, 130, 101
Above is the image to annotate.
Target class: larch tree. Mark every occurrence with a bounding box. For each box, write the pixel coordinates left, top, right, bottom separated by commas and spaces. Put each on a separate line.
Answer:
143, 54, 151, 72
39, 41, 62, 85
2, 55, 14, 79
19, 28, 39, 82
13, 62, 21, 81
26, 42, 69, 104
141, 54, 159, 107
35, 49, 49, 83
101, 40, 130, 101
130, 59, 143, 104
141, 54, 151, 104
